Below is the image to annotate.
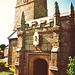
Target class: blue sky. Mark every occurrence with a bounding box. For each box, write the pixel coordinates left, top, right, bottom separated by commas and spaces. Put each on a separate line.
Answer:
47, 0, 75, 15
0, 0, 75, 45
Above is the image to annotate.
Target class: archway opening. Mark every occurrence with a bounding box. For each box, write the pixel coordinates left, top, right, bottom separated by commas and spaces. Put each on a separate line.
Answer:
33, 58, 48, 75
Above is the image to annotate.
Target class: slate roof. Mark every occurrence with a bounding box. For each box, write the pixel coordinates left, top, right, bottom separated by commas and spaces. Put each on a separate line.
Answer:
8, 30, 18, 39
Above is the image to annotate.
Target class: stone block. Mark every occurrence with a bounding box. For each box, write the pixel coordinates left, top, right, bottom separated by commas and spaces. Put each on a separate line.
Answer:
48, 28, 52, 31
17, 36, 22, 48
53, 42, 59, 47
43, 38, 49, 44
8, 39, 18, 65
29, 35, 33, 40
41, 44, 47, 51
25, 45, 30, 50
42, 34, 53, 38
50, 22, 54, 27
25, 36, 30, 40
50, 53, 58, 67
36, 46, 41, 50
25, 40, 33, 44
48, 44, 52, 51
53, 32, 59, 37
53, 36, 59, 42
30, 45, 36, 50
61, 20, 71, 29
51, 53, 57, 60
25, 28, 28, 31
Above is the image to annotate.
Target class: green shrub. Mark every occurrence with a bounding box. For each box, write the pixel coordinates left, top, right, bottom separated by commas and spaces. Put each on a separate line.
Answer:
67, 56, 75, 75
0, 58, 15, 74
9, 65, 15, 68
0, 48, 1, 52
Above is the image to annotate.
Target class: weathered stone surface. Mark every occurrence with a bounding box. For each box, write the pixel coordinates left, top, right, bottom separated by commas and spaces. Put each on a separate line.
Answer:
41, 44, 47, 51
8, 0, 75, 75
51, 53, 57, 67
25, 36, 30, 40
48, 44, 52, 51
43, 38, 49, 44
25, 40, 33, 44
17, 36, 22, 48
14, 0, 47, 30
25, 45, 30, 50
42, 34, 53, 38
30, 45, 36, 50
8, 38, 17, 65
29, 35, 33, 40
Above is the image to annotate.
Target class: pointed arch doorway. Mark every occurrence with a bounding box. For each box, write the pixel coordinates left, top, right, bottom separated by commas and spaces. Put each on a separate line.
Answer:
33, 58, 48, 75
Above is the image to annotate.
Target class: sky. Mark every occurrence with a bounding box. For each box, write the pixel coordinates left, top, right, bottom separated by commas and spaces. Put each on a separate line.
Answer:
0, 0, 75, 45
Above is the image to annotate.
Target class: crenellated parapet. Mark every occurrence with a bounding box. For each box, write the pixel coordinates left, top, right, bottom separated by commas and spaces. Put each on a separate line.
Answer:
16, 1, 75, 51
24, 17, 54, 33
16, 1, 75, 37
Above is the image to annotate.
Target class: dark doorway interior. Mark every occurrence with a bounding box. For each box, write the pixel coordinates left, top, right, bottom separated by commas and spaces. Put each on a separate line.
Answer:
33, 59, 48, 75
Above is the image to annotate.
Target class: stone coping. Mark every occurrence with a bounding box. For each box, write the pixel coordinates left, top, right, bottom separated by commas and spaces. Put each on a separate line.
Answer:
51, 47, 59, 52
14, 62, 19, 66
49, 66, 58, 71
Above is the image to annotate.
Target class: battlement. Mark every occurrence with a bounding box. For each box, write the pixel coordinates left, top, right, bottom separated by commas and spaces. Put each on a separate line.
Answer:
17, 16, 55, 35
25, 16, 54, 31
17, 12, 72, 35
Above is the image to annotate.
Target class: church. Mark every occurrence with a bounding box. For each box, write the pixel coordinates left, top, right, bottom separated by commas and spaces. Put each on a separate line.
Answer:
8, 0, 75, 75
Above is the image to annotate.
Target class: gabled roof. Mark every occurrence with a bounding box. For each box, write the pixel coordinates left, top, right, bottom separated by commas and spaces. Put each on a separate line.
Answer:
8, 30, 18, 39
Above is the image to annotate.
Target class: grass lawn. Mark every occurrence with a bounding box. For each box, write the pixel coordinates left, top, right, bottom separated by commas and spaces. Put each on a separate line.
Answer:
0, 69, 14, 75
0, 59, 4, 62
0, 58, 15, 75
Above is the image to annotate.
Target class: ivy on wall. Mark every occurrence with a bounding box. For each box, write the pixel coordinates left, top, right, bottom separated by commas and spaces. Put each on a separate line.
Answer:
67, 56, 75, 75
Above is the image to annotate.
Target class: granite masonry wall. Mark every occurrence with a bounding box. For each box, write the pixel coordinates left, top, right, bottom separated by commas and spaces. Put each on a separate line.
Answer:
8, 38, 18, 65
14, 0, 47, 30
8, 0, 75, 75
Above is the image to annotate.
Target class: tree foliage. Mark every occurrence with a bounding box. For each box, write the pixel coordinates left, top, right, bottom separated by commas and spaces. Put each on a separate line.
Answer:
67, 56, 75, 75
0, 44, 6, 50
0, 48, 1, 52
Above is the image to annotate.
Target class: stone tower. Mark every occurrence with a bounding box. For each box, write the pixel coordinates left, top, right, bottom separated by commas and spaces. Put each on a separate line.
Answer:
8, 0, 75, 75
14, 0, 47, 30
